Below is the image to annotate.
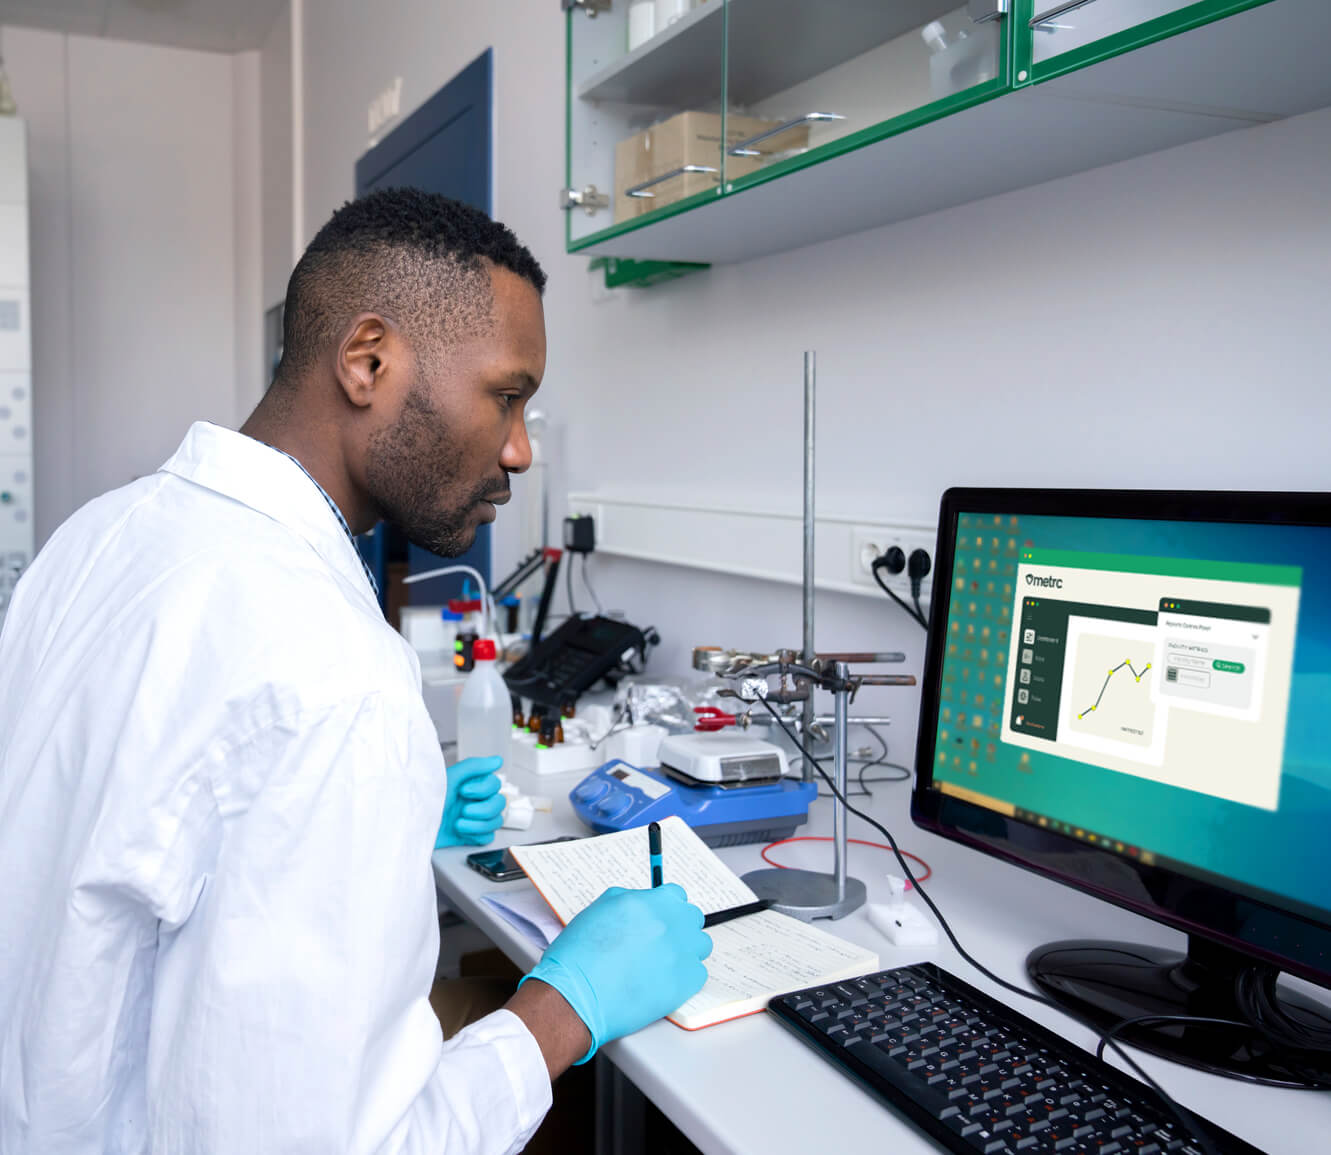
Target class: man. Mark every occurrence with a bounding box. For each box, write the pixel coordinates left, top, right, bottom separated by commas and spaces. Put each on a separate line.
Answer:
0, 188, 712, 1153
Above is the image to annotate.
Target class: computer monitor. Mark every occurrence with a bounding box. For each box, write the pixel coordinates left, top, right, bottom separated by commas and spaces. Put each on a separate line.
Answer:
912, 489, 1331, 1086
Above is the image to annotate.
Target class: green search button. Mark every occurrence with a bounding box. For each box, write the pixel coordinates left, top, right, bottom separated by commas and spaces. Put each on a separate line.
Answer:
1213, 659, 1245, 674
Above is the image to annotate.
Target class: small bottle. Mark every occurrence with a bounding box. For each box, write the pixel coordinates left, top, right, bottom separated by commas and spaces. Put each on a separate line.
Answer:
921, 20, 950, 55
456, 639, 513, 765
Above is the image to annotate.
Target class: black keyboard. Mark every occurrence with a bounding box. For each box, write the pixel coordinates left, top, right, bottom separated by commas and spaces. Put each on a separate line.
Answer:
768, 962, 1266, 1155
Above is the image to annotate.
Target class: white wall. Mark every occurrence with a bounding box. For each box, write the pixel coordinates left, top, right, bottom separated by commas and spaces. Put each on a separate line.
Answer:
3, 26, 259, 543
233, 49, 264, 420
259, 0, 292, 311
294, 3, 1331, 760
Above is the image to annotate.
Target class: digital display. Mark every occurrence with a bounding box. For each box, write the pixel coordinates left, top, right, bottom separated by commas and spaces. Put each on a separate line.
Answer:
931, 511, 1331, 920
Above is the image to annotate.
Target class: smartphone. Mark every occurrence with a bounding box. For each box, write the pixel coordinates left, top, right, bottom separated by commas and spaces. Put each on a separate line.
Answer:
465, 836, 580, 882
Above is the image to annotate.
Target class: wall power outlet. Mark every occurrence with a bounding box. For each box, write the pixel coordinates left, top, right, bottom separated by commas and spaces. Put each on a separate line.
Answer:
850, 525, 936, 602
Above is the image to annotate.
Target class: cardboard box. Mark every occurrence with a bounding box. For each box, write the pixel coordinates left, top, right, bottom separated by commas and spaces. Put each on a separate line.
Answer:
613, 110, 810, 223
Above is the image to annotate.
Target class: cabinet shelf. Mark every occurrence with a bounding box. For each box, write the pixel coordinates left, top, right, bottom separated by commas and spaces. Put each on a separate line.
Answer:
569, 0, 1331, 265
578, 0, 961, 108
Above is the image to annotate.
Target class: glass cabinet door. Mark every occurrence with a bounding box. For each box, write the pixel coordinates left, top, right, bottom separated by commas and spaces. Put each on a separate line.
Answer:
1024, 0, 1264, 72
721, 0, 1008, 192
566, 0, 726, 245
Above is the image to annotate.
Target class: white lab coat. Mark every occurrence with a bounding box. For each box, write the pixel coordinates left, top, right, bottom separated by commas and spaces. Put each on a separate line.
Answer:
0, 422, 552, 1154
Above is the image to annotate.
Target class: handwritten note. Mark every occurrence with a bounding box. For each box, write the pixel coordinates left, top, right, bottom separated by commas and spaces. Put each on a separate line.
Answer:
511, 817, 878, 1030
511, 816, 755, 923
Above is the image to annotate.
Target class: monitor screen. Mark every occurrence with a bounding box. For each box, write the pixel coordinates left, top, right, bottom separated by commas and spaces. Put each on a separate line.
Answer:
912, 490, 1331, 991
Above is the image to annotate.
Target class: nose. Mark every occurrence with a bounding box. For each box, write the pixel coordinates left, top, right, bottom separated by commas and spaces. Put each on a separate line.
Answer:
500, 411, 533, 475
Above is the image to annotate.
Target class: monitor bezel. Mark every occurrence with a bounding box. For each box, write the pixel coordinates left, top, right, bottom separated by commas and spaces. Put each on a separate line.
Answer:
911, 487, 1331, 990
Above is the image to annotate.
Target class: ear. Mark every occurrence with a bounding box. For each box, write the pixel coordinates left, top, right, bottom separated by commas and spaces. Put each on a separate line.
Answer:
334, 313, 392, 409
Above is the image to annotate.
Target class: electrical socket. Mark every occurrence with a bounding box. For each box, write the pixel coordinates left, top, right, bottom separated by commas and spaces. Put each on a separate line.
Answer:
850, 524, 936, 601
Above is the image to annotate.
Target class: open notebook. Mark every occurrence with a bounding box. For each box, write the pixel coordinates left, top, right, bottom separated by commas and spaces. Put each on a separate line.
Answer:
511, 816, 878, 1030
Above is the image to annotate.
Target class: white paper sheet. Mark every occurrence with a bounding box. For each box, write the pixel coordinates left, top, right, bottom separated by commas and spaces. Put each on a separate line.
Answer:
510, 816, 755, 921
672, 909, 878, 1027
480, 889, 564, 947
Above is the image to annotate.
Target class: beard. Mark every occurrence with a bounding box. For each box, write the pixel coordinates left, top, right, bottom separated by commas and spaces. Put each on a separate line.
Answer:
365, 384, 507, 557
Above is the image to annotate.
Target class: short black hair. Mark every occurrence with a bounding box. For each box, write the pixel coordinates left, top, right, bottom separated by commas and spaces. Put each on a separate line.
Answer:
276, 187, 546, 379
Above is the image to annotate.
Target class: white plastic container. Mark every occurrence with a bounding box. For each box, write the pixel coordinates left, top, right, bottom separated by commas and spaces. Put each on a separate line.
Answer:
920, 19, 996, 100
654, 0, 691, 32
628, 0, 656, 50
455, 638, 512, 765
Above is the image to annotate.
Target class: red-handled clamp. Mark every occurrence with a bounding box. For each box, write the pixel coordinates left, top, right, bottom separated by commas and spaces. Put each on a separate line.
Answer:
693, 706, 738, 732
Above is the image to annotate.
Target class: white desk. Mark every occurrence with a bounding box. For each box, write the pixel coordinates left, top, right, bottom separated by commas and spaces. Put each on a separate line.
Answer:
432, 763, 1322, 1155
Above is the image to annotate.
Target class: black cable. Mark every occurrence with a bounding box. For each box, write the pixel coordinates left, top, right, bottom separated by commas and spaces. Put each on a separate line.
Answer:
1222, 961, 1331, 1091
805, 722, 910, 798
753, 695, 1222, 1155
565, 558, 577, 617
580, 553, 604, 615
912, 591, 927, 627
872, 565, 928, 629
854, 724, 909, 798
1093, 1014, 1250, 1064
1093, 1010, 1331, 1091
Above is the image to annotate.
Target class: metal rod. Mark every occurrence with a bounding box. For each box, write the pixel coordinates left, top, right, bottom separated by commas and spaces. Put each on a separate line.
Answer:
813, 714, 893, 726
1029, 0, 1097, 28
833, 662, 850, 902
816, 651, 907, 664
801, 351, 816, 782
727, 111, 844, 155
625, 164, 718, 198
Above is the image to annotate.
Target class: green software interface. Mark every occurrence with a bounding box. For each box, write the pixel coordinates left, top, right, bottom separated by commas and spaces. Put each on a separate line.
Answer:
931, 512, 1329, 918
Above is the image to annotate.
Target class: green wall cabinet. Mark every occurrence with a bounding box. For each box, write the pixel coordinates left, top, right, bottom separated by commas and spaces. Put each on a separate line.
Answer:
561, 0, 1331, 266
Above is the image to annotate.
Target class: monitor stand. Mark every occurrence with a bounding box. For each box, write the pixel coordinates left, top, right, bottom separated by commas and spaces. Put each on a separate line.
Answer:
1028, 935, 1331, 1087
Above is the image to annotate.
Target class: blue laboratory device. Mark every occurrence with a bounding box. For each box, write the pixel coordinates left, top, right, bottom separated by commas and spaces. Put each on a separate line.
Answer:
569, 760, 817, 848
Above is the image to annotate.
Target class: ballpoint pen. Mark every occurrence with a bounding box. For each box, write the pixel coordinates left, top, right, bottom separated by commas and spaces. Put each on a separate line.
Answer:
702, 899, 773, 928
648, 821, 663, 887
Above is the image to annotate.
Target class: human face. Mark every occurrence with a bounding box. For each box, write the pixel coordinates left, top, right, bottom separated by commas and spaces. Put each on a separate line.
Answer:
365, 268, 545, 557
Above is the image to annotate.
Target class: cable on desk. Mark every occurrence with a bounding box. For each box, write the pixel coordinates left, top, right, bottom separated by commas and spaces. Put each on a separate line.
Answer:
760, 836, 931, 883
809, 721, 910, 798
752, 694, 1223, 1155
855, 723, 910, 795
1093, 1012, 1331, 1091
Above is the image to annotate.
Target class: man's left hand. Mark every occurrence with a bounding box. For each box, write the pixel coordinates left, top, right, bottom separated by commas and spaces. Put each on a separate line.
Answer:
435, 756, 506, 849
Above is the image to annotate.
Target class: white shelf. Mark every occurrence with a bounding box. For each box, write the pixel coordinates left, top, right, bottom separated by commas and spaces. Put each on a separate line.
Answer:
572, 0, 1331, 265
578, 0, 958, 107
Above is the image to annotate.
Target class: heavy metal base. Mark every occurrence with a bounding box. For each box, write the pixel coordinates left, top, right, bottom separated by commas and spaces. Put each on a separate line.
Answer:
742, 867, 866, 922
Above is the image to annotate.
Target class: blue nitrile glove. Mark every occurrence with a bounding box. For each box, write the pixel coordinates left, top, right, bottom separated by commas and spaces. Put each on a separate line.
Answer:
435, 756, 506, 849
520, 883, 712, 1063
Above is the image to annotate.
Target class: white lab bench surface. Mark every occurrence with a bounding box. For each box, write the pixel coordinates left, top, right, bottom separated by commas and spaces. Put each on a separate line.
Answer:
431, 760, 1323, 1155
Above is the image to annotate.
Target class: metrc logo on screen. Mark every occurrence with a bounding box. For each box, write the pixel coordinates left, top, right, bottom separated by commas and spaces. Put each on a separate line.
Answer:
1025, 573, 1064, 589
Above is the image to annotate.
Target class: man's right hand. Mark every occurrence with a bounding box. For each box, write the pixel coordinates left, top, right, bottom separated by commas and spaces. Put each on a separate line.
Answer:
518, 884, 712, 1064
